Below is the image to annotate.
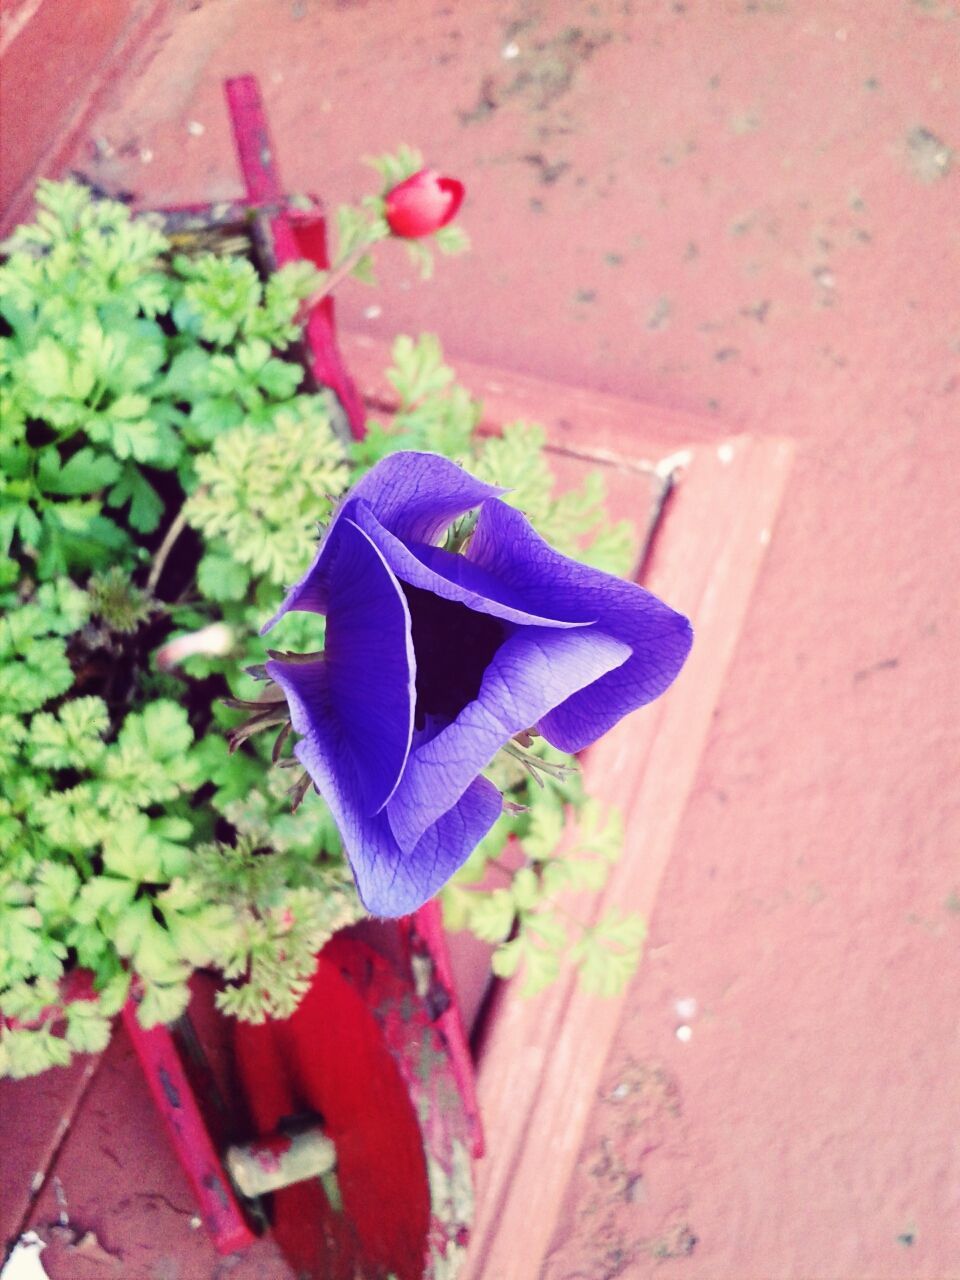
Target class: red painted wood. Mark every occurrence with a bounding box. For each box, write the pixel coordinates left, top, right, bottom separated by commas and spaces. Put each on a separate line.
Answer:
400, 900, 485, 1159
234, 935, 474, 1280
119, 1001, 256, 1255
224, 74, 368, 436
223, 74, 282, 204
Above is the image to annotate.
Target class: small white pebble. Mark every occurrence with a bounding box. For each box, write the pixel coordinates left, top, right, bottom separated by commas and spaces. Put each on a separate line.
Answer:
187, 120, 205, 137
502, 41, 520, 59
363, 304, 382, 320
676, 1024, 693, 1043
190, 1216, 202, 1230
140, 148, 154, 165
674, 997, 698, 1020
717, 442, 735, 465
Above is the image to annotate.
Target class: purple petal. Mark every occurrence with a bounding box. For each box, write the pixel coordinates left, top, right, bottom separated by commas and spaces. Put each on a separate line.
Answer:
466, 499, 693, 752
267, 518, 414, 813
346, 450, 504, 544
264, 650, 501, 915
368, 775, 502, 916
385, 624, 630, 854
352, 500, 586, 629
263, 451, 504, 634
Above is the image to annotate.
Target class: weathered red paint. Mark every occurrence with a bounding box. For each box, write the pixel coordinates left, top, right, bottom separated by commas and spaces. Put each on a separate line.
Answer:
234, 934, 473, 1280
119, 1000, 256, 1255
224, 73, 368, 437
399, 899, 485, 1159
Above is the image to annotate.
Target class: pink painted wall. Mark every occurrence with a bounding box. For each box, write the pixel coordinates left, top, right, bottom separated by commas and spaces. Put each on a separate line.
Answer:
0, 0, 165, 227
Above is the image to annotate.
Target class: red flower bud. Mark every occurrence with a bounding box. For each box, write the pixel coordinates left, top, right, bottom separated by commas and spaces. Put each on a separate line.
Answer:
384, 168, 465, 238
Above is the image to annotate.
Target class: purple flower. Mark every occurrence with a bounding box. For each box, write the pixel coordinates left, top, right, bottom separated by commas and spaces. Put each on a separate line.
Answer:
264, 452, 692, 917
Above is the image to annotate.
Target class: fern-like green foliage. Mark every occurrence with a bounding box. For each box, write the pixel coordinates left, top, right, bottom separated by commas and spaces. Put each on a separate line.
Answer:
1, 176, 643, 1079
187, 397, 347, 588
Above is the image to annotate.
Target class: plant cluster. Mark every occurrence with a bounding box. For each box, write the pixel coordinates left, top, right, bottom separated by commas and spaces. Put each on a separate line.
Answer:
1, 175, 643, 1078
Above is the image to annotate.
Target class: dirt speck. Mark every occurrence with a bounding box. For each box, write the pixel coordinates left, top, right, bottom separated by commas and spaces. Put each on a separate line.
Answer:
647, 297, 672, 331
728, 108, 761, 135
649, 1221, 698, 1259
521, 152, 571, 184
740, 299, 770, 323
460, 16, 614, 125
905, 126, 954, 182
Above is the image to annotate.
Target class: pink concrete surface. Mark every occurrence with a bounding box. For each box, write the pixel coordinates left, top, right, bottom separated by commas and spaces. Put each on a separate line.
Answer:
4, 1, 959, 1277
0, 0, 165, 222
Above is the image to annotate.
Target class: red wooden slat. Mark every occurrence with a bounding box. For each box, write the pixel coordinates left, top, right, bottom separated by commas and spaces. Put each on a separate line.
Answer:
120, 1002, 256, 1255
223, 74, 367, 435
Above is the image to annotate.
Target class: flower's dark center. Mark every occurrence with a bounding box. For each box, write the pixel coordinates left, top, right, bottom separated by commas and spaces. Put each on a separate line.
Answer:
401, 582, 507, 730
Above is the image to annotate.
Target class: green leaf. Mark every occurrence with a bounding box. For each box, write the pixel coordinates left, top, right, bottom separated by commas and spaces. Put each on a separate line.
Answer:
0, 634, 74, 714
107, 461, 165, 532
113, 898, 189, 983
136, 980, 191, 1028
37, 447, 121, 496
511, 866, 540, 912
96, 970, 131, 1016
491, 936, 524, 979
21, 336, 73, 399
524, 910, 567, 949
1, 1026, 73, 1079
64, 1001, 113, 1054
87, 409, 163, 464
28, 697, 109, 770
386, 334, 454, 406
31, 860, 79, 921
519, 942, 561, 997
520, 792, 567, 862
435, 224, 470, 255
101, 813, 191, 883
188, 396, 244, 442
74, 875, 136, 924
364, 144, 424, 189
196, 551, 251, 602
464, 888, 515, 943
571, 912, 646, 998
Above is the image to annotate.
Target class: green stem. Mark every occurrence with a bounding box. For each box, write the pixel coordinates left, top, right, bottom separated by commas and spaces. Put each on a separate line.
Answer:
146, 505, 189, 596
301, 234, 387, 311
